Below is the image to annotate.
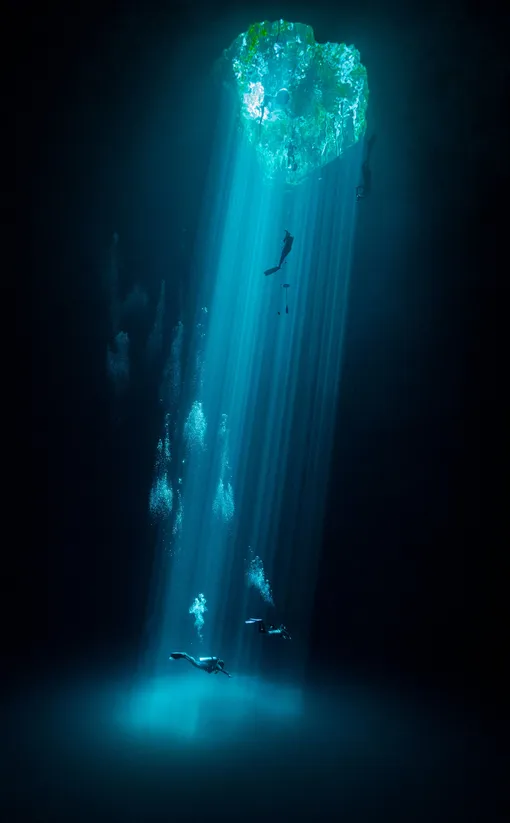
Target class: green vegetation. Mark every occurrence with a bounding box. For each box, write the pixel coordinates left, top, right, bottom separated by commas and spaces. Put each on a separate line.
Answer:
223, 21, 369, 185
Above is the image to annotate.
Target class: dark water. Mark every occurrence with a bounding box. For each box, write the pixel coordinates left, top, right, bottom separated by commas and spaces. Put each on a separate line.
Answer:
3, 668, 496, 822
13, 5, 507, 822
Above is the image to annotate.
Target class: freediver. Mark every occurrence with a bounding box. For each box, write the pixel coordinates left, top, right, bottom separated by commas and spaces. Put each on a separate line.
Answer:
245, 618, 291, 640
169, 652, 232, 677
356, 134, 376, 201
264, 230, 294, 276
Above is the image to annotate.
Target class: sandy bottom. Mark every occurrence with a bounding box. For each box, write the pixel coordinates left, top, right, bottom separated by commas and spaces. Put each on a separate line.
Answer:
3, 667, 496, 821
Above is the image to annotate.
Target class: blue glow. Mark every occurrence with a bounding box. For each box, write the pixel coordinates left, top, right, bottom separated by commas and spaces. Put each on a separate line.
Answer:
123, 673, 303, 742
148, 29, 363, 690
7, 675, 475, 820
149, 476, 173, 522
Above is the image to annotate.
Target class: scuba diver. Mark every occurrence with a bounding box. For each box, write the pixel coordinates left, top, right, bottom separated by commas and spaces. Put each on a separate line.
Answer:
264, 230, 294, 276
245, 618, 291, 640
169, 652, 232, 677
356, 134, 376, 201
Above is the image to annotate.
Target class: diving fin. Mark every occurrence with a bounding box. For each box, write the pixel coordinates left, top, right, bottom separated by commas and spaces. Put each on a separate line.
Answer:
264, 266, 281, 276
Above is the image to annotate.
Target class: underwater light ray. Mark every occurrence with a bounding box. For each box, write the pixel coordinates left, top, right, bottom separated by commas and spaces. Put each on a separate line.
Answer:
185, 106, 238, 320
241, 317, 308, 603
162, 147, 277, 652
152, 21, 367, 683
318, 168, 358, 409
200, 243, 269, 447
280, 171, 361, 628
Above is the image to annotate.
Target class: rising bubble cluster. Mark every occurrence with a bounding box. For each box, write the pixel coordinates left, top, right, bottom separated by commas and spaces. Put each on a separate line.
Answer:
212, 414, 235, 522
184, 400, 207, 452
193, 307, 208, 391
149, 476, 173, 521
189, 592, 207, 640
172, 489, 183, 537
213, 479, 235, 523
149, 414, 173, 521
246, 555, 274, 605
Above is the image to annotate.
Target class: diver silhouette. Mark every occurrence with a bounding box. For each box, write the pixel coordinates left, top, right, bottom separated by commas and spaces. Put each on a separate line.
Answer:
169, 652, 232, 676
264, 230, 294, 276
245, 618, 291, 640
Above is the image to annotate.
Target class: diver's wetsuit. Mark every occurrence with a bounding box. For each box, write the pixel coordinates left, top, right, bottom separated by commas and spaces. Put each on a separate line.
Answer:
264, 230, 295, 276
169, 652, 232, 676
246, 619, 291, 640
279, 230, 294, 267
